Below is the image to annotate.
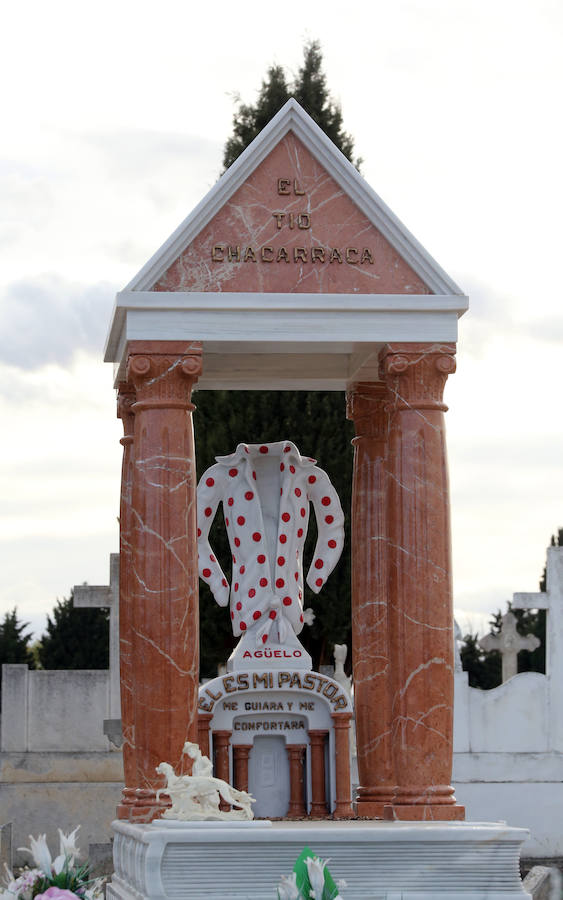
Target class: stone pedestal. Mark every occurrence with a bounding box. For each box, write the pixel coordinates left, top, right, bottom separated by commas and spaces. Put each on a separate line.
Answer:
107, 819, 531, 900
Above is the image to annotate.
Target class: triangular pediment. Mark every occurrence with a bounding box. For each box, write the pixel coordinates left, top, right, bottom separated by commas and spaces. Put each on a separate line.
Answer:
126, 100, 462, 297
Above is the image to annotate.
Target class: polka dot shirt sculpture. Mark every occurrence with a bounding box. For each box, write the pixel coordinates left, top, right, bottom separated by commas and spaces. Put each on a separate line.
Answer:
197, 441, 345, 647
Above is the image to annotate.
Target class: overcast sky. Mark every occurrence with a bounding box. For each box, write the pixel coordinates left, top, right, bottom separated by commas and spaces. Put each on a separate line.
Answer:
1, 0, 562, 643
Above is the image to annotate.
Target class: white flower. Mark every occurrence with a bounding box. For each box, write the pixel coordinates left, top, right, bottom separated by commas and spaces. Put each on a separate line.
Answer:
3, 869, 42, 900
277, 872, 300, 899
18, 835, 52, 876
58, 827, 81, 865
2, 863, 15, 890
305, 856, 328, 900
302, 608, 315, 626
83, 879, 105, 900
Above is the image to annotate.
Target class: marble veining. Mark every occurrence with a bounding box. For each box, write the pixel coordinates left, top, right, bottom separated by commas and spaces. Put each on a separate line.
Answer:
154, 133, 431, 296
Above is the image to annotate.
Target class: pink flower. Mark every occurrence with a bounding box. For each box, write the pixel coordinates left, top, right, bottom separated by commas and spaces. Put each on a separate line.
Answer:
34, 888, 81, 900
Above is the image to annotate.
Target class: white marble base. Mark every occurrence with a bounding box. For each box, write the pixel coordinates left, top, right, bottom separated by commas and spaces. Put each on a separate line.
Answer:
107, 819, 531, 900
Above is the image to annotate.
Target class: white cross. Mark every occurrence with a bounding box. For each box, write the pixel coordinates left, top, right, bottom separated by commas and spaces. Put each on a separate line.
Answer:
73, 554, 120, 725
479, 610, 540, 682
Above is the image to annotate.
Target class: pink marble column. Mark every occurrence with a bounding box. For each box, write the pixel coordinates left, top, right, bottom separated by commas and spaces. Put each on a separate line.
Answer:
125, 340, 202, 822
116, 383, 136, 820
232, 744, 252, 793
381, 342, 464, 821
308, 730, 329, 817
346, 382, 393, 817
286, 745, 306, 818
213, 730, 232, 811
197, 712, 213, 760
331, 712, 354, 819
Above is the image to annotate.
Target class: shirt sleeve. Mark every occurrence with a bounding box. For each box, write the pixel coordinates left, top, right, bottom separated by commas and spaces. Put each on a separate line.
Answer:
197, 465, 229, 607
306, 466, 345, 594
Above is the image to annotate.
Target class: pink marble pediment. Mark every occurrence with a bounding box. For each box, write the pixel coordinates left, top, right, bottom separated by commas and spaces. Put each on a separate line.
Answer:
154, 133, 430, 296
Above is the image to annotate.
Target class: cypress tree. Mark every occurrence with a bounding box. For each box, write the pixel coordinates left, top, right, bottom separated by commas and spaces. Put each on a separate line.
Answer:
38, 591, 109, 669
223, 41, 359, 171
0, 608, 35, 701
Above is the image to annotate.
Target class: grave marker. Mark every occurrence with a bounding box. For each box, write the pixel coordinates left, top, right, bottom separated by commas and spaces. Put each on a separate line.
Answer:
479, 610, 540, 683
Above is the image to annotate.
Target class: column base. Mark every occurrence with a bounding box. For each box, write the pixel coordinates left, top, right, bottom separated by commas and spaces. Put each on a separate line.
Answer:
333, 803, 355, 819
116, 789, 171, 823
116, 789, 135, 820
355, 787, 396, 819
383, 803, 465, 821
355, 800, 387, 818
309, 803, 329, 818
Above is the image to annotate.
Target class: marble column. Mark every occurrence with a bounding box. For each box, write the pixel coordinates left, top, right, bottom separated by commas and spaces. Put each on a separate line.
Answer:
116, 383, 136, 820
308, 730, 329, 817
346, 382, 393, 817
197, 712, 213, 760
213, 730, 232, 811
286, 745, 306, 818
232, 744, 252, 793
331, 712, 354, 819
126, 340, 202, 822
381, 342, 464, 821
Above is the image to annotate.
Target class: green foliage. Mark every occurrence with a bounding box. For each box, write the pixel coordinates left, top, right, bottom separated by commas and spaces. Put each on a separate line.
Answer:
0, 607, 35, 699
223, 40, 359, 170
31, 861, 92, 898
223, 65, 290, 171
38, 591, 109, 669
195, 390, 353, 677
460, 621, 502, 690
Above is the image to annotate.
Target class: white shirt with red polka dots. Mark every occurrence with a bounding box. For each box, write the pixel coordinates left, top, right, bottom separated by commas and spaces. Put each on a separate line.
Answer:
197, 441, 345, 647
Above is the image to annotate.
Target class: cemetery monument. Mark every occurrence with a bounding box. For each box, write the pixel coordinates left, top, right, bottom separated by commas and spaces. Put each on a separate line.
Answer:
101, 100, 531, 898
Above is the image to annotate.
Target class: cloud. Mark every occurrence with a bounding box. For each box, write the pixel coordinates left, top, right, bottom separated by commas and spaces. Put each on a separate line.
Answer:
456, 276, 563, 358
0, 275, 116, 369
79, 128, 222, 184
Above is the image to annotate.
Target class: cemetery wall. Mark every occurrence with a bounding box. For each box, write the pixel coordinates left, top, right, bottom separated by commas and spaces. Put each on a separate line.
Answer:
1, 664, 123, 864
452, 669, 563, 857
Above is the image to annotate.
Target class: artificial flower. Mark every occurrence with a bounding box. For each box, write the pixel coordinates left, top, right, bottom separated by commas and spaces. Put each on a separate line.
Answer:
277, 871, 300, 899
17, 836, 52, 877
58, 829, 80, 865
305, 856, 329, 900
34, 888, 80, 900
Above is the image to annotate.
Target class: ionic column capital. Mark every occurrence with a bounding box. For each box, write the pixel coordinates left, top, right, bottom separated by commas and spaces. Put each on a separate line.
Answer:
308, 729, 329, 745
126, 341, 202, 412
346, 382, 389, 443
331, 710, 354, 728
233, 743, 252, 760
117, 382, 136, 445
381, 343, 456, 412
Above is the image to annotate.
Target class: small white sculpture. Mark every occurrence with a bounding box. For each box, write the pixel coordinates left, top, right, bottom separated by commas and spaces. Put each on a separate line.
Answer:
156, 742, 255, 821
333, 643, 352, 695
